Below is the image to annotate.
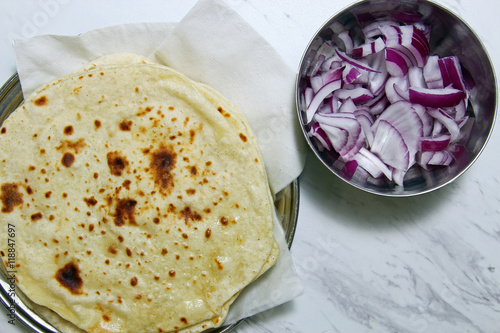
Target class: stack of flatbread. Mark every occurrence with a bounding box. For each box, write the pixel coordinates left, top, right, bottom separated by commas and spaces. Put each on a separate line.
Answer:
0, 54, 279, 333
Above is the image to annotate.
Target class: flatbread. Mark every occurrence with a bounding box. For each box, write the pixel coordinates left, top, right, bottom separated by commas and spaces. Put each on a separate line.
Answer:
0, 57, 278, 333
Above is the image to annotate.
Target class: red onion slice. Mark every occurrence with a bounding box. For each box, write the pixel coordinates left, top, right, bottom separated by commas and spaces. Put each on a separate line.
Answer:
338, 30, 354, 54
427, 108, 461, 142
322, 66, 345, 84
418, 133, 451, 152
408, 67, 425, 88
423, 55, 444, 88
374, 100, 422, 166
362, 20, 396, 38
352, 147, 393, 180
335, 49, 381, 73
412, 104, 433, 137
308, 122, 333, 151
334, 86, 374, 104
386, 76, 409, 104
367, 52, 389, 95
343, 66, 364, 84
385, 48, 410, 76
354, 108, 375, 147
318, 123, 349, 151
338, 97, 357, 113
396, 85, 464, 108
352, 37, 385, 58
371, 120, 410, 171
314, 112, 365, 160
305, 79, 342, 123
441, 56, 467, 92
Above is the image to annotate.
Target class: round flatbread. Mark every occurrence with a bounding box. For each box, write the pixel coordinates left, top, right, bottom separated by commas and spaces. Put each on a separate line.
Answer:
0, 58, 278, 333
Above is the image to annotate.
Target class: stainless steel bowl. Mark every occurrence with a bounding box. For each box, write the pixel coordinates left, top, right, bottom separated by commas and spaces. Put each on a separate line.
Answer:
296, 0, 497, 197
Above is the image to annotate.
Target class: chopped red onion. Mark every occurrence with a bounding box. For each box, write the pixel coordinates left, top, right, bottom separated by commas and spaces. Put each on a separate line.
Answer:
423, 55, 444, 88
302, 19, 473, 186
335, 49, 381, 73
352, 37, 385, 58
371, 120, 410, 170
418, 133, 451, 152
338, 30, 354, 54
305, 79, 342, 123
334, 86, 374, 104
385, 48, 410, 76
427, 108, 461, 142
395, 85, 464, 108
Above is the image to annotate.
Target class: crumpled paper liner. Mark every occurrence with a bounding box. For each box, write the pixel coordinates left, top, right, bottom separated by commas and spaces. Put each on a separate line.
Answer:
12, 0, 306, 327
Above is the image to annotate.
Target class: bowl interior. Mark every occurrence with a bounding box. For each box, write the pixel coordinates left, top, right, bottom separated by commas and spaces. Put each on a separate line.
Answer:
296, 0, 497, 196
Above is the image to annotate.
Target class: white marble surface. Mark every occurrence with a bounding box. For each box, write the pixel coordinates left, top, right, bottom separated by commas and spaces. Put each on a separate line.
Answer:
1, 0, 500, 332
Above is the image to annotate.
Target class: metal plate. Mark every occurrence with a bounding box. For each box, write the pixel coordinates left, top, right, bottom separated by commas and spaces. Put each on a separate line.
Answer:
0, 73, 299, 333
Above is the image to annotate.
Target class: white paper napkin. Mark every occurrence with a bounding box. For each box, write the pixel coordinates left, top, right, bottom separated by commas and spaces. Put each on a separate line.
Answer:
153, 0, 307, 196
14, 22, 177, 98
12, 0, 306, 327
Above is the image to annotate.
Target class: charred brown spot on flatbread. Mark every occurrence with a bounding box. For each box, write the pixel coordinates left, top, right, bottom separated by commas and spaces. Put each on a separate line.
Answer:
31, 212, 43, 221
113, 198, 137, 226
33, 95, 48, 106
220, 216, 229, 226
55, 262, 83, 295
189, 129, 196, 144
107, 246, 118, 255
63, 125, 74, 135
84, 196, 97, 206
107, 151, 129, 176
130, 277, 138, 286
56, 138, 87, 153
148, 144, 177, 196
119, 120, 133, 131
214, 258, 224, 270
0, 183, 24, 213
217, 106, 230, 118
122, 179, 131, 190
61, 152, 75, 168
180, 206, 202, 225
